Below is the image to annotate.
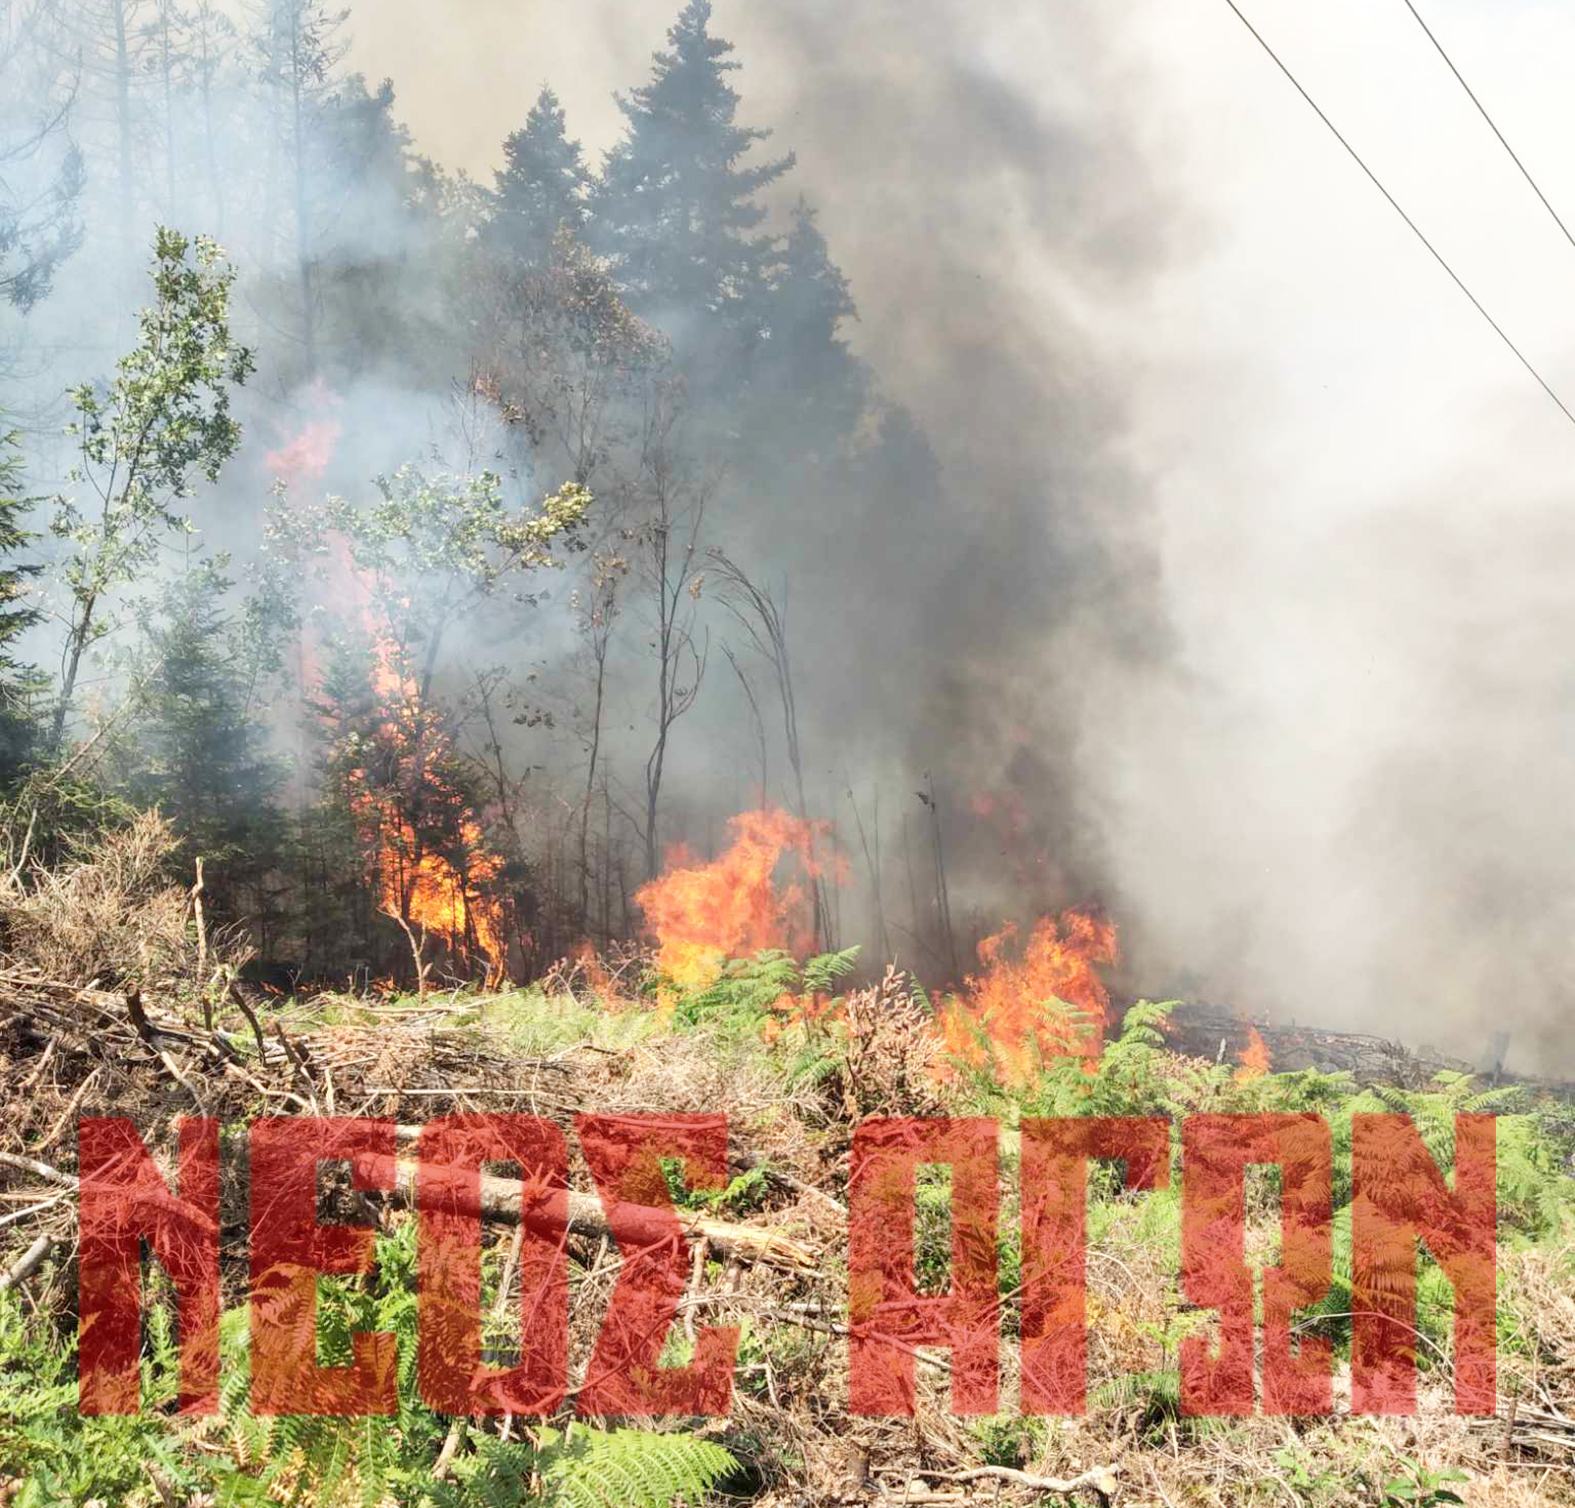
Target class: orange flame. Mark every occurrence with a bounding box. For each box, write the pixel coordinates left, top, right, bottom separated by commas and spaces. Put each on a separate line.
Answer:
634, 808, 834, 992
265, 382, 343, 485
348, 639, 510, 989
1235, 1025, 1272, 1082
938, 909, 1115, 1084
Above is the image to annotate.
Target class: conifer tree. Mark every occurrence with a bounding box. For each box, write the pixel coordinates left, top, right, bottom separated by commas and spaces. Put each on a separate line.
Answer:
488, 86, 589, 265
0, 434, 44, 785
121, 563, 289, 934
746, 198, 866, 462
0, 0, 85, 314
248, 0, 351, 373
590, 0, 793, 354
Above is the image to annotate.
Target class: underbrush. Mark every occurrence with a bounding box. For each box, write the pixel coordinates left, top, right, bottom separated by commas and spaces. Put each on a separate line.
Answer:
3, 905, 1575, 1505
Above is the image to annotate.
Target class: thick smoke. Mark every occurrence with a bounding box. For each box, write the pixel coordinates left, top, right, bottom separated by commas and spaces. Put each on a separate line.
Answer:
342, 0, 1180, 960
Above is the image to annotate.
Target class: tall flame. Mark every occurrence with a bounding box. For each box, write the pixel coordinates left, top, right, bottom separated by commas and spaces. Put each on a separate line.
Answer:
1235, 1025, 1272, 1082
347, 626, 510, 988
269, 395, 510, 988
634, 808, 832, 992
938, 909, 1116, 1084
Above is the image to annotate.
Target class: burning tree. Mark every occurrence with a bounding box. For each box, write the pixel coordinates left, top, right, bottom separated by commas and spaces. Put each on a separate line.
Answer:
293, 456, 591, 983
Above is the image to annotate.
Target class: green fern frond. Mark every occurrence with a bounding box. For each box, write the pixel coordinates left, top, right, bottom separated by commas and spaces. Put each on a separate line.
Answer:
802, 945, 860, 993
544, 1425, 738, 1508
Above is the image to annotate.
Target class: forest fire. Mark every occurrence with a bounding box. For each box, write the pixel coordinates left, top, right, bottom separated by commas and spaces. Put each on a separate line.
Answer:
938, 909, 1116, 1084
634, 808, 832, 991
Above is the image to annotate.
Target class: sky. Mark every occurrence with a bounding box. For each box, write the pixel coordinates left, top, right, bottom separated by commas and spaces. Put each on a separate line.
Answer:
338, 0, 1575, 1064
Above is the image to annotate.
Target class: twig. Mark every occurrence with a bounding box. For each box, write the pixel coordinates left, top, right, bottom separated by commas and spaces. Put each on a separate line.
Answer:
755, 1306, 952, 1373
190, 858, 208, 1025
127, 988, 205, 1106
34, 1068, 100, 1152
5, 803, 36, 887
0, 1149, 77, 1187
17, 1033, 56, 1091
222, 970, 269, 1061
0, 1192, 69, 1230
909, 1465, 1120, 1502
432, 1416, 468, 1481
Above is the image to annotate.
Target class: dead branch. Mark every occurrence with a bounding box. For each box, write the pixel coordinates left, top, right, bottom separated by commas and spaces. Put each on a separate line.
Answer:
221, 968, 270, 1061
936, 1464, 1121, 1500
374, 1144, 820, 1274
382, 906, 432, 1000
190, 858, 208, 1024
0, 1149, 80, 1187
0, 1234, 55, 1292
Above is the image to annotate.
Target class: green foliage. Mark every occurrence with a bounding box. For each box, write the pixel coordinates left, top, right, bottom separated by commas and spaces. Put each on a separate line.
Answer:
664, 946, 858, 1032
0, 1289, 197, 1507
952, 998, 1189, 1120
1379, 1460, 1467, 1507
118, 561, 290, 931
801, 944, 860, 994
316, 463, 591, 696
488, 86, 591, 264
662, 1156, 770, 1214
49, 227, 254, 747
1089, 1366, 1184, 1443
215, 1217, 444, 1508
968, 1414, 1045, 1470
590, 0, 794, 330
1270, 1445, 1344, 1503
427, 1424, 737, 1508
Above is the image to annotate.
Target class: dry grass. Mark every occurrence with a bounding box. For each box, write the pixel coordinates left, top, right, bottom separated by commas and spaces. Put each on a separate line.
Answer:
0, 811, 249, 989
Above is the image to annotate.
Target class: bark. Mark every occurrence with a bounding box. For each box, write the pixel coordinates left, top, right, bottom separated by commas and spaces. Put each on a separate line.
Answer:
375, 1139, 820, 1274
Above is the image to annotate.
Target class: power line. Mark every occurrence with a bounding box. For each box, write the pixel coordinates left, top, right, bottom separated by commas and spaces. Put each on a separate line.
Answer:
1220, 0, 1575, 432
1400, 0, 1575, 260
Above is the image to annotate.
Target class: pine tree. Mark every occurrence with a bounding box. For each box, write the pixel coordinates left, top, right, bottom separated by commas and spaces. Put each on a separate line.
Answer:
488, 86, 589, 265
121, 565, 289, 935
0, 2, 85, 314
0, 435, 44, 785
745, 197, 866, 463
247, 0, 352, 374
307, 73, 427, 377
590, 0, 793, 356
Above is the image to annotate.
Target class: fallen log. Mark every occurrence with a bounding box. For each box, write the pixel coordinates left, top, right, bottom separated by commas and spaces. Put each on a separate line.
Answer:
0, 1139, 820, 1276
370, 1151, 822, 1275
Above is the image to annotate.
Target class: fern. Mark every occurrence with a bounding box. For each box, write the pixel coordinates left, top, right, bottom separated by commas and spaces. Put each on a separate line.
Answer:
216, 1217, 444, 1507
429, 1425, 737, 1508
669, 948, 801, 1029
0, 1290, 197, 1505
801, 945, 861, 994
